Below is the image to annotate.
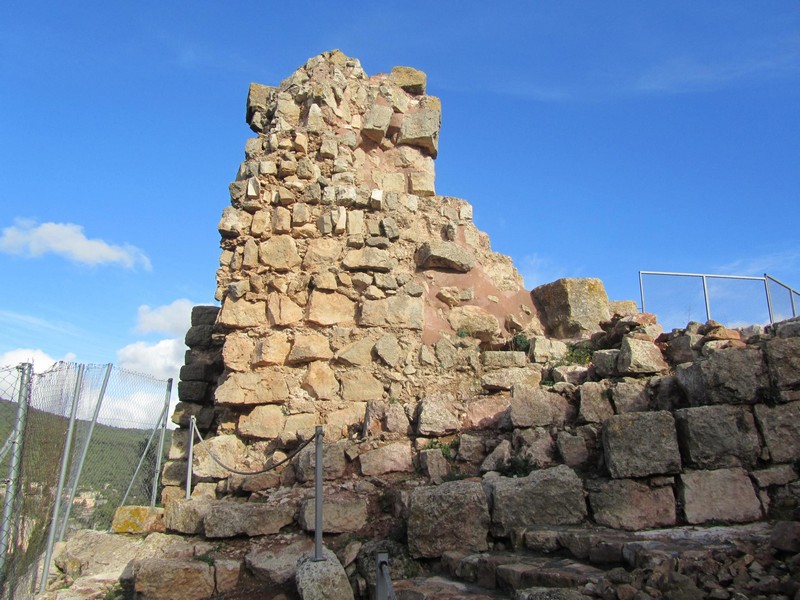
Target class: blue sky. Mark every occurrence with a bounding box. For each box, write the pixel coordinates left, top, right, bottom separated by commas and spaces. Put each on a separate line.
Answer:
1, 1, 799, 383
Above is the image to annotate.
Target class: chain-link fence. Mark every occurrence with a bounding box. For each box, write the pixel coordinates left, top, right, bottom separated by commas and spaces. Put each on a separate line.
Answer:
0, 362, 172, 599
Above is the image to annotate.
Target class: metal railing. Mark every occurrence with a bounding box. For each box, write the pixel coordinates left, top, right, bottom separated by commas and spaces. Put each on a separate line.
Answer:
375, 552, 398, 600
639, 271, 799, 325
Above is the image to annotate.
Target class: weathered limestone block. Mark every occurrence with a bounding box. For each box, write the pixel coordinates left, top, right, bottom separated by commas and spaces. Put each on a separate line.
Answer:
552, 365, 589, 385
531, 278, 611, 339
193, 434, 249, 479
362, 103, 393, 142
246, 538, 313, 587
481, 366, 540, 391
765, 336, 800, 391
591, 349, 619, 378
295, 546, 355, 600
603, 411, 681, 478
204, 501, 295, 538
509, 385, 572, 428
456, 433, 485, 464
218, 206, 251, 238
674, 405, 760, 469
408, 171, 435, 197
359, 294, 424, 329
287, 332, 333, 364
218, 297, 265, 328
215, 371, 289, 405
397, 107, 441, 157
491, 465, 587, 535
342, 247, 397, 272
303, 238, 341, 270
417, 394, 460, 436
267, 294, 304, 326
299, 494, 367, 533
754, 401, 800, 463
303, 361, 339, 399
111, 506, 165, 534
481, 439, 512, 472
448, 305, 500, 342
666, 333, 702, 365
171, 402, 214, 429
420, 448, 449, 483
556, 431, 589, 467
246, 82, 275, 129
359, 441, 414, 476
259, 235, 301, 271
416, 241, 475, 272
340, 370, 384, 402
238, 405, 285, 440
252, 331, 291, 366
389, 65, 427, 95
617, 336, 668, 375
611, 378, 650, 413
751, 464, 798, 488
513, 427, 556, 468
374, 333, 403, 368
676, 346, 769, 405
134, 558, 215, 600
587, 479, 676, 530
679, 468, 762, 524
214, 559, 241, 595
165, 499, 211, 535
463, 395, 511, 430
280, 413, 317, 444
529, 337, 568, 364
306, 291, 356, 326
293, 442, 347, 482
335, 337, 375, 366
407, 480, 490, 558
483, 351, 527, 369
222, 332, 255, 372
384, 403, 411, 434
579, 381, 614, 424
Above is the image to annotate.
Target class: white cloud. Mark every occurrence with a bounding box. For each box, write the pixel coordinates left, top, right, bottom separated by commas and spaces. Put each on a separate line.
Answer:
518, 253, 582, 290
0, 348, 77, 373
117, 338, 185, 381
136, 299, 194, 337
0, 218, 151, 270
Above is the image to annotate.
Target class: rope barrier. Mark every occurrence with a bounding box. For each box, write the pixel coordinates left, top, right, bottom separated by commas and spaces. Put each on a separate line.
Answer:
190, 420, 315, 476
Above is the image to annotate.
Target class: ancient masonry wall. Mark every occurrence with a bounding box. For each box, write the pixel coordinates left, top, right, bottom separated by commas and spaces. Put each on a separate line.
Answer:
162, 52, 800, 543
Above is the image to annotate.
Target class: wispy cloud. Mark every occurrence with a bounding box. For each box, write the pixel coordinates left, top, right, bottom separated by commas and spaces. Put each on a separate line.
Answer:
518, 253, 583, 290
0, 309, 76, 336
136, 299, 194, 337
717, 249, 800, 278
0, 219, 151, 270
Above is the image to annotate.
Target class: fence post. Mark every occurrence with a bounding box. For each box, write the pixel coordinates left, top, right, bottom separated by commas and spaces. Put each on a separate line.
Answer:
0, 363, 32, 588
763, 274, 776, 325
39, 364, 84, 593
701, 275, 712, 321
185, 416, 196, 500
375, 552, 389, 600
151, 378, 172, 508
57, 363, 113, 542
313, 426, 324, 561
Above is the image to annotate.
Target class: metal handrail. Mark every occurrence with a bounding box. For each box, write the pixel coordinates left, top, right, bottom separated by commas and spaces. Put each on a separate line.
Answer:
639, 271, 799, 325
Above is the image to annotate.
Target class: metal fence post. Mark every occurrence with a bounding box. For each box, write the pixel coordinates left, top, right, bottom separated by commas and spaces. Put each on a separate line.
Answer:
375, 552, 389, 600
0, 363, 32, 588
763, 274, 775, 325
57, 363, 113, 542
39, 364, 84, 593
313, 425, 324, 561
185, 416, 196, 500
151, 378, 172, 507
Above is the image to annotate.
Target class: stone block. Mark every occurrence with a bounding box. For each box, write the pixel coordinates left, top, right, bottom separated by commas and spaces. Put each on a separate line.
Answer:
408, 480, 490, 558
238, 404, 285, 440
483, 351, 528, 369
299, 494, 368, 533
340, 370, 384, 402
177, 380, 209, 403
215, 371, 289, 405
587, 479, 676, 530
481, 367, 540, 391
191, 305, 219, 326
258, 235, 301, 271
203, 501, 295, 538
676, 346, 769, 406
295, 547, 354, 600
245, 537, 313, 587
359, 294, 424, 330
530, 337, 568, 363
448, 305, 501, 342
389, 65, 427, 94
359, 441, 413, 476
531, 278, 610, 339
420, 448, 450, 483
165, 499, 211, 535
111, 506, 165, 534
362, 103, 393, 142
679, 468, 762, 524
218, 297, 266, 329
579, 382, 614, 424
509, 385, 572, 428
342, 247, 396, 272
134, 558, 215, 600
397, 107, 440, 157
766, 336, 800, 391
192, 434, 249, 480
463, 395, 511, 430
292, 441, 347, 482
617, 336, 668, 375
610, 378, 650, 413
416, 241, 475, 272
490, 465, 587, 535
674, 405, 760, 469
603, 411, 681, 478
556, 431, 589, 467
591, 349, 619, 378
287, 332, 333, 364
417, 394, 460, 436
303, 361, 339, 400
754, 401, 800, 463
306, 291, 356, 326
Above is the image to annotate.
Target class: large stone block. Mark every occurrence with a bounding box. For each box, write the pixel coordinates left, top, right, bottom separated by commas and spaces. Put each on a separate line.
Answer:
340, 370, 384, 402
306, 291, 356, 326
416, 242, 475, 272
287, 332, 333, 364
509, 384, 573, 428
407, 480, 490, 558
587, 479, 676, 530
617, 336, 668, 375
259, 235, 301, 271
448, 305, 501, 342
603, 411, 681, 478
481, 366, 540, 391
359, 294, 424, 330
676, 346, 769, 406
578, 381, 614, 424
215, 371, 289, 405
165, 499, 211, 535
754, 401, 800, 463
397, 107, 441, 157
359, 441, 414, 476
491, 465, 587, 535
678, 468, 762, 524
134, 558, 215, 600
299, 494, 367, 533
203, 501, 295, 538
193, 434, 249, 480
531, 278, 610, 339
765, 336, 800, 391
674, 405, 760, 469
417, 394, 460, 436
295, 546, 354, 600
238, 404, 285, 440
111, 506, 165, 534
218, 297, 266, 328
342, 247, 396, 272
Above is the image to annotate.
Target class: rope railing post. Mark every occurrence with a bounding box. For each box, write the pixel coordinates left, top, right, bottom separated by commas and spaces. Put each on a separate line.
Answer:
313, 425, 324, 561
185, 415, 196, 500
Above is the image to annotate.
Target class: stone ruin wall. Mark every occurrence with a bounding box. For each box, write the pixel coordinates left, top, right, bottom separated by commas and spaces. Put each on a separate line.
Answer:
164, 51, 800, 541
